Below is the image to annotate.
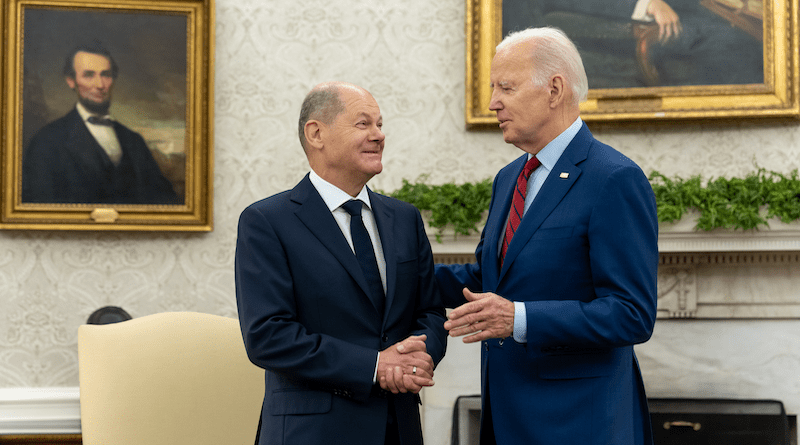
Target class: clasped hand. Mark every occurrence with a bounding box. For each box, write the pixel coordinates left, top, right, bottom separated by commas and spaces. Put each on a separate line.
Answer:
378, 334, 434, 394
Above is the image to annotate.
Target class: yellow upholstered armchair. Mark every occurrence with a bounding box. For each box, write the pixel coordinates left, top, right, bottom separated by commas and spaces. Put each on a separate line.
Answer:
78, 312, 264, 445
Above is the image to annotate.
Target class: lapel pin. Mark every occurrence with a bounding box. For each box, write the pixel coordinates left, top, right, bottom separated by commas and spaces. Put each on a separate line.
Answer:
559, 172, 569, 179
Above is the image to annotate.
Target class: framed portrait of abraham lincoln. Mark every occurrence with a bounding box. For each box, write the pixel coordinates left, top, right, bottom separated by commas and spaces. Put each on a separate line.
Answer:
466, 0, 799, 126
0, 0, 214, 231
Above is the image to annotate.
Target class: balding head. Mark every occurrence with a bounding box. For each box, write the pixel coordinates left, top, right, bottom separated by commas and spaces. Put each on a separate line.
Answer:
299, 82, 368, 152
299, 82, 385, 196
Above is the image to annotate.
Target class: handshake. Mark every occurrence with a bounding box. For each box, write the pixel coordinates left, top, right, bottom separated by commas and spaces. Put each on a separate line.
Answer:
377, 288, 515, 394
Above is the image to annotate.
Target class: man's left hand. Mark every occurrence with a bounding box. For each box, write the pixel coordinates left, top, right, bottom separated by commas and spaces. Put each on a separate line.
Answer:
444, 288, 515, 343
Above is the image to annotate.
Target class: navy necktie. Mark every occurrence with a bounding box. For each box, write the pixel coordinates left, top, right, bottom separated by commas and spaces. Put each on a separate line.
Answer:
341, 200, 385, 314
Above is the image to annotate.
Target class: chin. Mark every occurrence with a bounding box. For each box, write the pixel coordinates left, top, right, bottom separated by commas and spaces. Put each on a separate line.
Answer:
80, 99, 111, 115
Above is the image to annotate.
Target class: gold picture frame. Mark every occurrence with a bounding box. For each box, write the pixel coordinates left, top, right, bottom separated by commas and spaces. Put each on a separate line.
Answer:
0, 0, 213, 231
466, 0, 799, 126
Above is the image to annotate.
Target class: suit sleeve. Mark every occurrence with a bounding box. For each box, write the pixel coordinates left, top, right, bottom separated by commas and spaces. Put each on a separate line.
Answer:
434, 174, 502, 308
408, 208, 449, 366
524, 165, 659, 349
235, 204, 379, 402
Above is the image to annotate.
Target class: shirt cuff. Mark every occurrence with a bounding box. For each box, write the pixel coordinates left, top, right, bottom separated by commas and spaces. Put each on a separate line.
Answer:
513, 301, 527, 343
373, 351, 380, 384
632, 0, 654, 21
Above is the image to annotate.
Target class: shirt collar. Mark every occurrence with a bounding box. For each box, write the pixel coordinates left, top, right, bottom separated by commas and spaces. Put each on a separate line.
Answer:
528, 116, 583, 169
308, 170, 372, 212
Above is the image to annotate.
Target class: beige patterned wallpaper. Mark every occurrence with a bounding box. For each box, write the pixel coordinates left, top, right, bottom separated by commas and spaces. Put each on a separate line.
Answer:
1, 0, 798, 391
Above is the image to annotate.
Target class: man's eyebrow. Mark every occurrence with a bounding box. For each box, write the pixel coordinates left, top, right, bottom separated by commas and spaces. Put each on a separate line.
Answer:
356, 112, 381, 121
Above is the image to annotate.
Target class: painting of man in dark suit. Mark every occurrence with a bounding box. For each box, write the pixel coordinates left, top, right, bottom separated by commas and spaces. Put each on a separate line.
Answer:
20, 9, 186, 205
502, 0, 764, 89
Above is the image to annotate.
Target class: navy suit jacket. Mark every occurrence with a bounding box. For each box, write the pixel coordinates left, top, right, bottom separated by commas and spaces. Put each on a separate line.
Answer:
21, 108, 179, 204
235, 175, 447, 445
435, 124, 658, 444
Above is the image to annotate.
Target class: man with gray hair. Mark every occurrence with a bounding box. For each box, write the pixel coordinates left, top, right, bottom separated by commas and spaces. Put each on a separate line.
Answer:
235, 81, 447, 445
433, 27, 658, 444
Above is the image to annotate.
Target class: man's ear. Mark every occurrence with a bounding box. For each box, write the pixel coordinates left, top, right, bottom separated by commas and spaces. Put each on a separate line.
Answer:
304, 120, 325, 150
548, 75, 567, 108
65, 76, 76, 89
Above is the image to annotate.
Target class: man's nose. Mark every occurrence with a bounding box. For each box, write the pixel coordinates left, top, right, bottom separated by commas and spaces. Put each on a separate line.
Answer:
92, 75, 108, 89
489, 91, 502, 111
371, 125, 385, 142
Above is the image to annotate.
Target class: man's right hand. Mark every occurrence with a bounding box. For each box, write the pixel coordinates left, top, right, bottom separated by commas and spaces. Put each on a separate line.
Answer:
647, 0, 682, 42
378, 334, 435, 394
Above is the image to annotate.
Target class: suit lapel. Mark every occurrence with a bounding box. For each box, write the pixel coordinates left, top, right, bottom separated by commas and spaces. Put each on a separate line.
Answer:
369, 190, 394, 324
498, 124, 593, 280
291, 176, 379, 314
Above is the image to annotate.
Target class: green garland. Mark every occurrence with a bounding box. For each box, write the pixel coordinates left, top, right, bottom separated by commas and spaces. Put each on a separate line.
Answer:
384, 169, 800, 239
649, 168, 800, 231
382, 175, 492, 241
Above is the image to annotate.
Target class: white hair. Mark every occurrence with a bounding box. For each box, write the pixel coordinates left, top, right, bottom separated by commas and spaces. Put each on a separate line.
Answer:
496, 27, 589, 105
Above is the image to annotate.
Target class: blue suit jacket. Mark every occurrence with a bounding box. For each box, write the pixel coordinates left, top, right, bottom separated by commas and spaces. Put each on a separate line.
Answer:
435, 124, 658, 444
235, 175, 447, 445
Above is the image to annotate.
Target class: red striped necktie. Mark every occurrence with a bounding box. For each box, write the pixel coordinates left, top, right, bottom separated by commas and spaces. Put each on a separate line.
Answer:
500, 156, 541, 265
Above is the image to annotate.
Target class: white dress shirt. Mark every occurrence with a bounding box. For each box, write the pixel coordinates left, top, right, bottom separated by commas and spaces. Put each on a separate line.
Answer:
76, 102, 123, 165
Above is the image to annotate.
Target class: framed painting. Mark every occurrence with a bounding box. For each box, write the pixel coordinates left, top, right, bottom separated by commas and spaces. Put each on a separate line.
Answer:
466, 0, 799, 126
0, 0, 214, 231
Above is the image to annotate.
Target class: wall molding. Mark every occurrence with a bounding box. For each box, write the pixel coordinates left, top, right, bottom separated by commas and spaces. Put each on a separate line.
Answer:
0, 388, 80, 435
658, 216, 800, 252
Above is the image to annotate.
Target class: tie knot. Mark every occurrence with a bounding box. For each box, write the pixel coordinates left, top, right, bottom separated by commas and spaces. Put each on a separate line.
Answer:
341, 200, 363, 217
523, 156, 540, 177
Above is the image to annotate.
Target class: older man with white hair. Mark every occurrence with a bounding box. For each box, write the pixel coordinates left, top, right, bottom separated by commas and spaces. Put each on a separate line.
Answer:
434, 27, 659, 444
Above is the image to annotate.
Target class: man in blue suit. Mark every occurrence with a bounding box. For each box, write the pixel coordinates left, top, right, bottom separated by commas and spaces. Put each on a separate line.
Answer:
434, 28, 659, 444
235, 82, 448, 445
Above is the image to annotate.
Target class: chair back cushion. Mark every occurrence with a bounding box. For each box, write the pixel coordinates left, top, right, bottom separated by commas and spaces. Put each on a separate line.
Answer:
78, 312, 264, 445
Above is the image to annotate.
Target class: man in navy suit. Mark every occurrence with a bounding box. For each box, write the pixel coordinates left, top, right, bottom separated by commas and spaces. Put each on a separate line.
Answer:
22, 41, 179, 204
235, 81, 447, 445
433, 28, 659, 444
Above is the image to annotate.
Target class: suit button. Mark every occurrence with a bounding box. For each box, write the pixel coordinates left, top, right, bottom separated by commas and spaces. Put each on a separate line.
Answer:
483, 342, 489, 351
382, 334, 389, 343
498, 339, 504, 346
